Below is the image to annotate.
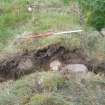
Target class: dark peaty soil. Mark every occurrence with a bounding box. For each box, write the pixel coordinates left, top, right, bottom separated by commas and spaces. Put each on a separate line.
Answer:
0, 43, 104, 82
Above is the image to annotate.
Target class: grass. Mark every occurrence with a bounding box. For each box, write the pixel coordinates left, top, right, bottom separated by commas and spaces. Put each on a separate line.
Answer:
0, 0, 105, 57
29, 94, 67, 105
81, 29, 105, 60
1, 0, 105, 105
0, 0, 81, 53
0, 0, 31, 43
0, 0, 80, 53
0, 71, 105, 105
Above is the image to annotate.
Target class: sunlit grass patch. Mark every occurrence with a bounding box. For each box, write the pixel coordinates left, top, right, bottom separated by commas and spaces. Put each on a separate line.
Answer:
0, 73, 36, 105
0, 72, 105, 105
29, 94, 68, 105
0, 0, 79, 52
34, 71, 65, 92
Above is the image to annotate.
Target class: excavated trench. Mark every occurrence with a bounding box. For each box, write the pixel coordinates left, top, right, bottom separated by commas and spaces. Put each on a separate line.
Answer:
0, 43, 105, 82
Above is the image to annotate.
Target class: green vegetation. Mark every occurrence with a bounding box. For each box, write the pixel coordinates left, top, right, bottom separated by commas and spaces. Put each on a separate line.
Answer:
0, 71, 105, 105
70, 0, 105, 36
0, 0, 31, 44
37, 72, 65, 91
63, 0, 70, 5
29, 94, 67, 105
1, 0, 105, 105
0, 0, 78, 50
1, 0, 105, 53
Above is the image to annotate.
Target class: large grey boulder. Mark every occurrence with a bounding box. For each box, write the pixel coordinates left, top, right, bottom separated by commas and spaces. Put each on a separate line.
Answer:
60, 64, 88, 79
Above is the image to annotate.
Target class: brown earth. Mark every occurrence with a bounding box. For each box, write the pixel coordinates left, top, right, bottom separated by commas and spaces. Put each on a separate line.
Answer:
0, 43, 104, 82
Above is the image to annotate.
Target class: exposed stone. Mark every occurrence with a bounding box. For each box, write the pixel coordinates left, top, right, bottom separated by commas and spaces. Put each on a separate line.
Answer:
0, 43, 103, 82
17, 58, 33, 71
60, 64, 88, 73
50, 60, 61, 71
60, 64, 88, 79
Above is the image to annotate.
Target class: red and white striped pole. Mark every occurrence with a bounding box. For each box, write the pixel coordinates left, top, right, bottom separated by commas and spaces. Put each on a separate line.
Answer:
15, 30, 83, 42
24, 29, 83, 39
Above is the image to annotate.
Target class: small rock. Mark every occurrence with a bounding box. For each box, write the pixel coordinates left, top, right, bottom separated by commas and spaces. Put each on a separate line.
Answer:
17, 58, 33, 71
50, 60, 61, 71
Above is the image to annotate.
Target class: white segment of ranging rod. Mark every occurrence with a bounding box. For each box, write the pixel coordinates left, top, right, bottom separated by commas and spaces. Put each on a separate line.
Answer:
53, 30, 83, 35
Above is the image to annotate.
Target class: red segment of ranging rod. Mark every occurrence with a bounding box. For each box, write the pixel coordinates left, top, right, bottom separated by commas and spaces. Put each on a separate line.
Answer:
28, 30, 83, 39
13, 30, 83, 45
17, 30, 83, 41
30, 32, 54, 39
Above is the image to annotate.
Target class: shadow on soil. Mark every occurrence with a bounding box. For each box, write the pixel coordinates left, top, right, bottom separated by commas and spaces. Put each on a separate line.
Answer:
0, 43, 105, 82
